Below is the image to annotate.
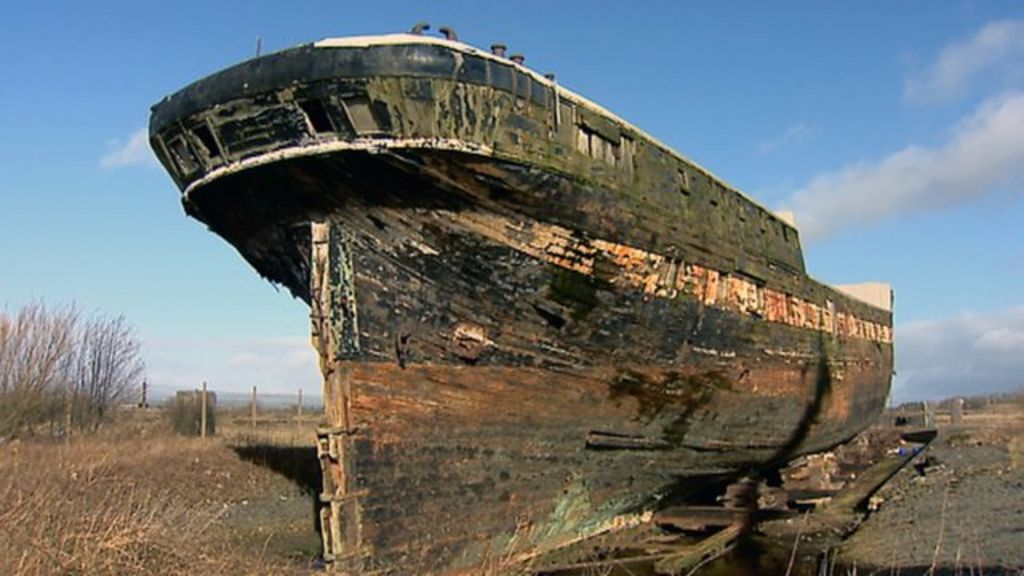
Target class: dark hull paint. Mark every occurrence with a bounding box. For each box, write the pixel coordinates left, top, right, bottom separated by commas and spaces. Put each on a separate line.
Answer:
186, 149, 890, 574
151, 37, 893, 574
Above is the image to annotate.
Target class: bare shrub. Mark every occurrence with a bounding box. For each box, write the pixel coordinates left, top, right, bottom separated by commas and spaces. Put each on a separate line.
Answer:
69, 314, 144, 431
0, 304, 77, 436
0, 303, 144, 437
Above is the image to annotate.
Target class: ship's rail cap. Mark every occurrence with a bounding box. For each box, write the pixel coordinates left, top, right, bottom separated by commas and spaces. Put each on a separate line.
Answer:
774, 211, 797, 228
316, 33, 464, 50
832, 282, 893, 312
314, 34, 793, 231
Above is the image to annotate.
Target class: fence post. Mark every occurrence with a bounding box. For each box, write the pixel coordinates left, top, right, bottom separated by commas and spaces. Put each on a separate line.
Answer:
63, 384, 73, 442
200, 381, 208, 439
951, 397, 964, 425
297, 388, 303, 431
251, 385, 257, 430
923, 401, 935, 429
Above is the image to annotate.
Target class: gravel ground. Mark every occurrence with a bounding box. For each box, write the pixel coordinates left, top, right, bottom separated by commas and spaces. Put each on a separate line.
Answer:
839, 410, 1024, 575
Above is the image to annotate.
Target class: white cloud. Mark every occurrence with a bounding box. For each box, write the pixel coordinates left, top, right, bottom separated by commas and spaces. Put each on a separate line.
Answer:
779, 92, 1024, 240
893, 307, 1024, 403
99, 128, 157, 169
905, 20, 1024, 104
756, 122, 813, 155
972, 327, 1024, 353
143, 336, 321, 405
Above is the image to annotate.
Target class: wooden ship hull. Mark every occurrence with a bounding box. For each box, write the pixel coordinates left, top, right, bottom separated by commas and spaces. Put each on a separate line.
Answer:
149, 33, 893, 574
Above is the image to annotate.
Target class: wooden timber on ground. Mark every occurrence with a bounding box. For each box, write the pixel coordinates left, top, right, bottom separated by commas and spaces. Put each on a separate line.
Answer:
763, 428, 938, 541
533, 428, 936, 575
654, 505, 795, 531
532, 523, 744, 575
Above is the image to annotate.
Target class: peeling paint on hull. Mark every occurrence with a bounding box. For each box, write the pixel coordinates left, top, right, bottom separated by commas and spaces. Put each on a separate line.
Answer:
149, 35, 893, 575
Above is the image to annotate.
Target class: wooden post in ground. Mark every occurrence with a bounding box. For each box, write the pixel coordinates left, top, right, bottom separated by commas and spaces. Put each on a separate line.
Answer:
200, 381, 208, 439
951, 397, 964, 425
251, 385, 257, 430
297, 388, 303, 431
923, 401, 935, 429
63, 384, 73, 442
62, 383, 73, 440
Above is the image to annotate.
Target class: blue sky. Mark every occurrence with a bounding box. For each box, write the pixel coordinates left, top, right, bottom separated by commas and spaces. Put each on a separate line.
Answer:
1, 1, 1022, 402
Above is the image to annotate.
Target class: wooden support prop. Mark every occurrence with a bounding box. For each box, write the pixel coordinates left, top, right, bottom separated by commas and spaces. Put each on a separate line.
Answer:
250, 385, 257, 429
200, 381, 208, 439
767, 428, 938, 541
653, 523, 743, 575
655, 505, 795, 532
819, 428, 936, 520
537, 551, 681, 574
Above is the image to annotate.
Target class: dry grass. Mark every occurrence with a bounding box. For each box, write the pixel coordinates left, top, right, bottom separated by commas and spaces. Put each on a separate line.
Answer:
217, 411, 320, 448
0, 419, 317, 576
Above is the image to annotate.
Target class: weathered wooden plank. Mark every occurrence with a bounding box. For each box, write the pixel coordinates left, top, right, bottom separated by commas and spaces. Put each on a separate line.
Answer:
653, 523, 744, 575
311, 220, 363, 567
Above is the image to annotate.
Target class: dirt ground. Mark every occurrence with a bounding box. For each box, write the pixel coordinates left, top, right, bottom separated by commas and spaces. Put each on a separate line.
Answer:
838, 403, 1024, 575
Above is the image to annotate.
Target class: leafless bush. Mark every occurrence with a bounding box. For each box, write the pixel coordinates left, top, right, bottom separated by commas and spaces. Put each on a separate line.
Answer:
0, 303, 144, 437
0, 304, 77, 436
69, 314, 144, 431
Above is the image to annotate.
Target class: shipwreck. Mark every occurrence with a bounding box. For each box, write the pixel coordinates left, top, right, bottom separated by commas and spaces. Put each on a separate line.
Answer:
150, 27, 894, 574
